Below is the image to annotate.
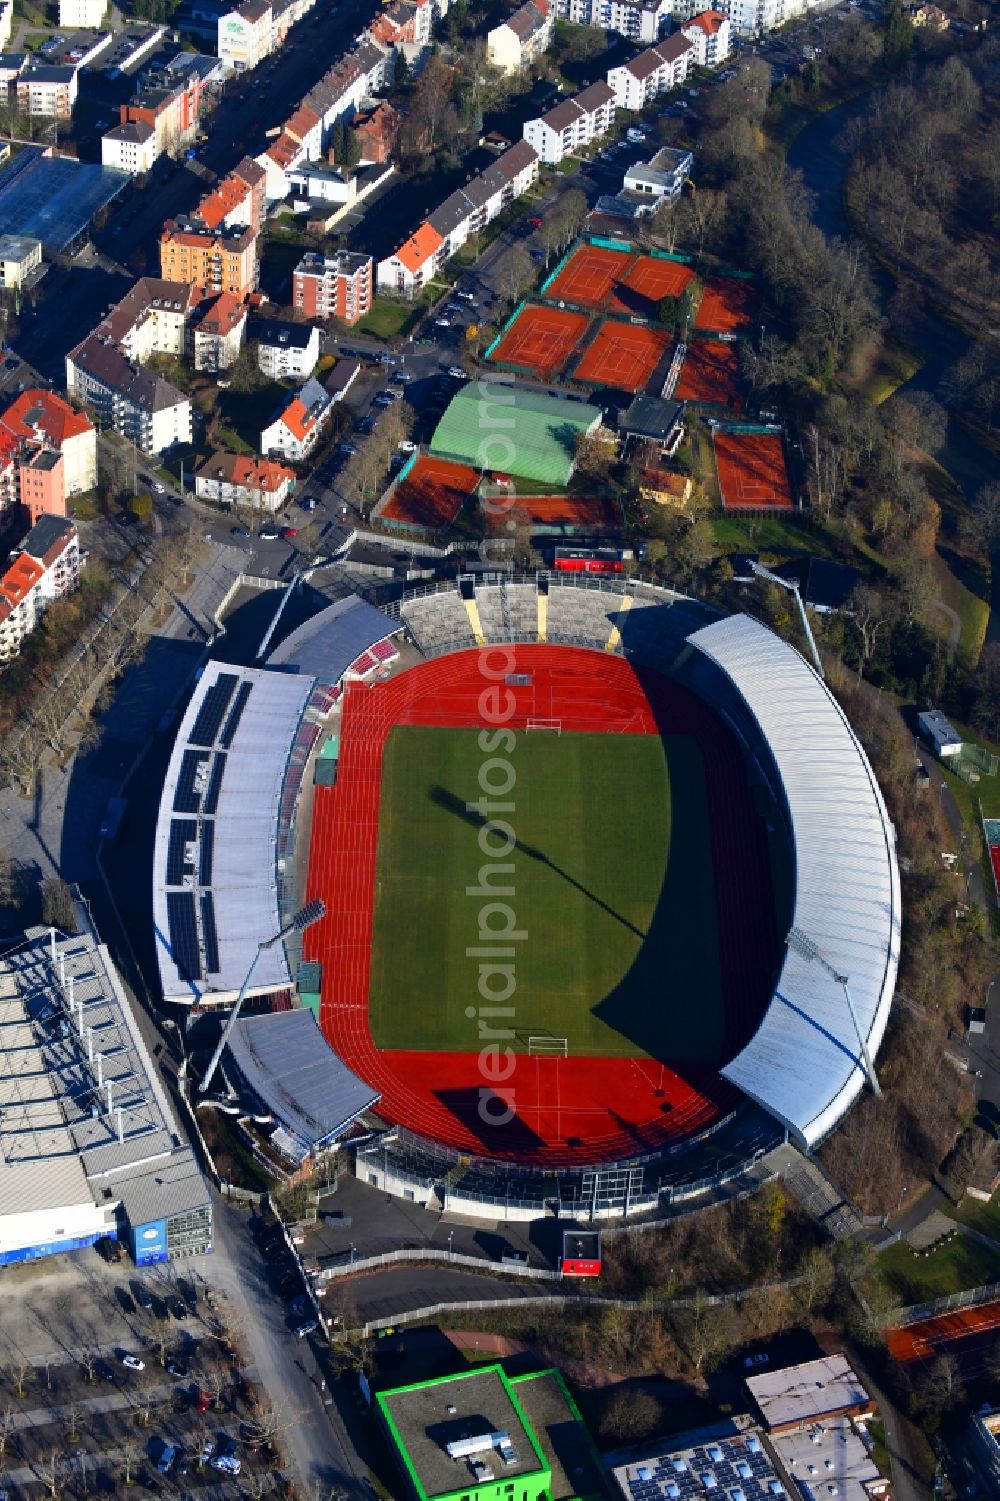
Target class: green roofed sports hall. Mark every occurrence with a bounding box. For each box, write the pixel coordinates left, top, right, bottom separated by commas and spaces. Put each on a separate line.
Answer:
429, 382, 602, 488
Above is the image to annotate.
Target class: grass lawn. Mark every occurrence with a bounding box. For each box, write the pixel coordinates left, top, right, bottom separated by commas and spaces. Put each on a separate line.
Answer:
942, 1191, 1000, 1242
356, 298, 426, 341
876, 1233, 1000, 1306
931, 553, 991, 665
711, 512, 820, 556
368, 725, 723, 1059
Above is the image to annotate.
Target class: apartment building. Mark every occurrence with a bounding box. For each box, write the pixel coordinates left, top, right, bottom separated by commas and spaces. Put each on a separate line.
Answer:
195, 157, 267, 233
292, 251, 373, 324
0, 234, 41, 291
66, 337, 191, 455
622, 145, 693, 207
377, 140, 539, 295
487, 0, 553, 73
112, 70, 204, 160
2, 387, 97, 501
217, 0, 273, 72
160, 220, 259, 297
607, 32, 692, 107
193, 291, 247, 372
555, 0, 670, 41
523, 80, 615, 163
194, 452, 296, 511
98, 278, 202, 363
260, 376, 332, 461
16, 63, 78, 118
723, 0, 806, 34
101, 118, 158, 173
253, 319, 320, 380
0, 515, 80, 661
681, 8, 731, 62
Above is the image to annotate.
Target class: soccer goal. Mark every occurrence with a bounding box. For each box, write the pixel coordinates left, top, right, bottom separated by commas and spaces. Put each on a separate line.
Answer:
525, 719, 562, 734
528, 1036, 568, 1056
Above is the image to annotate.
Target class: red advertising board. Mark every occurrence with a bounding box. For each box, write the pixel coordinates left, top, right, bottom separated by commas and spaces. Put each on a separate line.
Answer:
561, 1257, 602, 1277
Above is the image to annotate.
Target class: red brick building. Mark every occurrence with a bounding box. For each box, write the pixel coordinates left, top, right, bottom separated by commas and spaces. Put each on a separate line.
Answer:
292, 251, 373, 325
350, 100, 400, 164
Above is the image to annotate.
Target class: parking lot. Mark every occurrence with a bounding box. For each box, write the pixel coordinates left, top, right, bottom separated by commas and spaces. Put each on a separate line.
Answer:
0, 1245, 296, 1496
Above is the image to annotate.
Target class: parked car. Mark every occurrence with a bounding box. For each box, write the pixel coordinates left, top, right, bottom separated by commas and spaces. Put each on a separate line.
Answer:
373, 393, 394, 407
94, 1360, 116, 1383
398, 440, 417, 452
294, 1319, 318, 1339
258, 527, 279, 539
530, 251, 545, 262
434, 317, 450, 328
280, 526, 298, 539
456, 290, 476, 303
166, 1362, 187, 1378
121, 1354, 145, 1372
527, 215, 543, 228
392, 369, 414, 381
211, 1456, 241, 1476
298, 496, 319, 510
199, 1438, 215, 1463
230, 524, 251, 537
339, 442, 358, 456
447, 366, 465, 379
156, 1446, 176, 1476
195, 1391, 213, 1415
135, 1285, 153, 1310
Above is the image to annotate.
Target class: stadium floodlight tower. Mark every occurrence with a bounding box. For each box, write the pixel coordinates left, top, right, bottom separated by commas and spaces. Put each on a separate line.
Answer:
199, 898, 326, 1095
748, 561, 824, 679
786, 925, 881, 1098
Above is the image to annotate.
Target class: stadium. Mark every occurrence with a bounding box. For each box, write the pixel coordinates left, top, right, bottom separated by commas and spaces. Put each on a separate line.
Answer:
153, 577, 901, 1220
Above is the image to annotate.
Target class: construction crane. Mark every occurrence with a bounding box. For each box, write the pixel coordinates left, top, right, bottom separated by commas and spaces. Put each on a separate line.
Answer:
748, 559, 824, 679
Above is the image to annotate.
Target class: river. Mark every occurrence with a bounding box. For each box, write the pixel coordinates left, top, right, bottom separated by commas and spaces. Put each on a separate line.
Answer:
787, 90, 997, 642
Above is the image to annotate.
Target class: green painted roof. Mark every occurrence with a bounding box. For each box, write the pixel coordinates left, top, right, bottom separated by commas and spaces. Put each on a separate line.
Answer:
430, 382, 602, 488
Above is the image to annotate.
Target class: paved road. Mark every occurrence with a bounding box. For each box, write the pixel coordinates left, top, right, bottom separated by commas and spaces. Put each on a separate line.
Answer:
205, 1198, 373, 1499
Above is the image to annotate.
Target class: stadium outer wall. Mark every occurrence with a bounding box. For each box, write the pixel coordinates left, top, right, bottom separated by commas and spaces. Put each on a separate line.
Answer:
290, 576, 795, 1222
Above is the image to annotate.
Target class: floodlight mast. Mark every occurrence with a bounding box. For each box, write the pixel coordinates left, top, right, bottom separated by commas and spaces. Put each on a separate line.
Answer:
198, 898, 326, 1095
787, 926, 881, 1098
748, 561, 824, 679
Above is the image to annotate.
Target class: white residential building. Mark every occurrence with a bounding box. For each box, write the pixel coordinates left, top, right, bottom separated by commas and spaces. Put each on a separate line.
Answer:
486, 0, 552, 73
622, 145, 693, 206
681, 8, 730, 63
0, 234, 41, 292
607, 32, 692, 108
377, 140, 539, 296
0, 2, 12, 51
16, 63, 78, 118
555, 0, 671, 42
193, 292, 247, 373
723, 0, 806, 34
58, 0, 106, 24
217, 0, 273, 73
66, 337, 192, 455
260, 376, 332, 462
253, 319, 320, 380
523, 79, 615, 163
194, 452, 296, 512
101, 119, 158, 174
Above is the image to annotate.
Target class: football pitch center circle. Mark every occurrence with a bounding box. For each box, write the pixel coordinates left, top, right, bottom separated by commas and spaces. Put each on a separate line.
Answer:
303, 644, 786, 1169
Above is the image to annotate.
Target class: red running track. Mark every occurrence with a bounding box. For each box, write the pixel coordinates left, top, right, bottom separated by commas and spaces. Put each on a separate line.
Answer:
886, 1299, 1000, 1364
304, 646, 779, 1167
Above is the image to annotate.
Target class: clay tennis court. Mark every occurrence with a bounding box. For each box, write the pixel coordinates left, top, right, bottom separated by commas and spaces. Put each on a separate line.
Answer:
484, 493, 621, 533
377, 455, 480, 530
611, 254, 694, 317
887, 1298, 1000, 1367
543, 243, 694, 318
714, 431, 793, 511
695, 276, 761, 333
675, 338, 746, 410
574, 319, 672, 393
544, 243, 631, 310
488, 302, 589, 380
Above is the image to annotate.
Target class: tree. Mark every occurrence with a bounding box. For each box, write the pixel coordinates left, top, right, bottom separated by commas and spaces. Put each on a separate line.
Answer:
228, 340, 266, 395
41, 876, 76, 933
119, 1438, 142, 1487
672, 1294, 740, 1375
497, 246, 534, 308
0, 1404, 16, 1458
673, 515, 720, 579
129, 490, 153, 521
883, 0, 912, 66
962, 479, 1000, 553
393, 49, 410, 90
598, 1388, 661, 1444
849, 584, 892, 683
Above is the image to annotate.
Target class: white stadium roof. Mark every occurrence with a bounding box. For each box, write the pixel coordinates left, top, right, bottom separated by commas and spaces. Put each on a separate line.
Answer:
688, 614, 901, 1150
154, 662, 315, 1005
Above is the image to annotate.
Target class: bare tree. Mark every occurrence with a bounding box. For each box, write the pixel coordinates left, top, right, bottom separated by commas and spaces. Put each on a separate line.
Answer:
119, 1436, 142, 1487
8, 1360, 32, 1398
850, 583, 892, 684
39, 1450, 64, 1500
62, 1398, 83, 1443
0, 1403, 16, 1457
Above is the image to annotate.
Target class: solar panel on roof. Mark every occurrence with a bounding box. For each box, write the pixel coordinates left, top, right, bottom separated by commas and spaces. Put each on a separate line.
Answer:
173, 749, 203, 813
203, 751, 226, 813
199, 820, 214, 886
200, 891, 219, 975
167, 819, 198, 885
220, 679, 253, 748
166, 890, 201, 982
189, 672, 238, 747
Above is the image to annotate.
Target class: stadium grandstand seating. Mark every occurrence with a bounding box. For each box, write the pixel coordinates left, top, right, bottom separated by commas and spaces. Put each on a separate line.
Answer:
400, 591, 477, 655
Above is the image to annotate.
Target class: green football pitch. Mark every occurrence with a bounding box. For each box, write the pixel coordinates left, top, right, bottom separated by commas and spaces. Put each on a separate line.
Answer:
368, 726, 725, 1062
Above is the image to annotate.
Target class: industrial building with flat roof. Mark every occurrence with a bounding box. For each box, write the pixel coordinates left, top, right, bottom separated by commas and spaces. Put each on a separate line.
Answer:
745, 1356, 876, 1434
376, 1365, 602, 1501
0, 918, 211, 1266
